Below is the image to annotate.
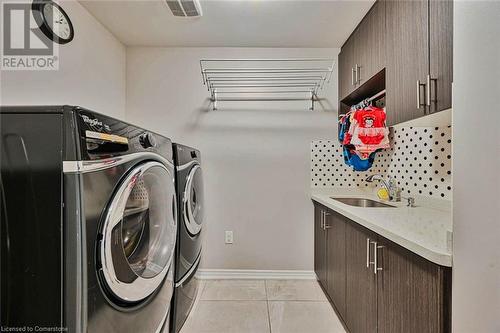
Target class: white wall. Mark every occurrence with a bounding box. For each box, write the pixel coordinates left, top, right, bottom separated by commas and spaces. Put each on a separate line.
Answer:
126, 47, 339, 270
0, 1, 126, 118
452, 2, 500, 332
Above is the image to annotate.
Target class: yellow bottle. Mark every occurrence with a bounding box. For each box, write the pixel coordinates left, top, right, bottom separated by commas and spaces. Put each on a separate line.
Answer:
377, 188, 390, 200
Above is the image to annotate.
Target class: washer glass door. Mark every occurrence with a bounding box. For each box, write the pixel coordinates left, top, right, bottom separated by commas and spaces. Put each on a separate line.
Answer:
100, 161, 177, 304
183, 164, 204, 236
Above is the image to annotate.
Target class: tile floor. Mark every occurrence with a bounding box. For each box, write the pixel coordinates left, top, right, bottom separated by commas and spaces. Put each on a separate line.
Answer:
180, 279, 346, 333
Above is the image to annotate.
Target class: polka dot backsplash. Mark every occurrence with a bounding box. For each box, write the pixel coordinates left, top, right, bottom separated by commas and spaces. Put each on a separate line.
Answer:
311, 126, 452, 200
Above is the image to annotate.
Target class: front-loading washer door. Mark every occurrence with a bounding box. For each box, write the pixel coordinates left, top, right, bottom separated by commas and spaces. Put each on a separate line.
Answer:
99, 161, 177, 304
183, 164, 204, 236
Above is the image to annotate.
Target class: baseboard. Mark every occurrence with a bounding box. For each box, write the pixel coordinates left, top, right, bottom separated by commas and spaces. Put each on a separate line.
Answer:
196, 269, 317, 280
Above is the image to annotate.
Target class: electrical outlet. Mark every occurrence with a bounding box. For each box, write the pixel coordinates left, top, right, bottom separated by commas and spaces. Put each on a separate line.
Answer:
225, 231, 233, 244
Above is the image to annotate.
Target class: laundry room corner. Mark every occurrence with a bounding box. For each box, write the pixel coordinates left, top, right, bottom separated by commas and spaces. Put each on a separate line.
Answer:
125, 47, 340, 274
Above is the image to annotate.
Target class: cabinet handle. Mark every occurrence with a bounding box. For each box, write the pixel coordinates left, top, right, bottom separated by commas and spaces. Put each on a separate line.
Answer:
324, 212, 331, 229
320, 211, 324, 229
372, 241, 384, 274
351, 67, 356, 86
355, 64, 360, 84
366, 238, 371, 268
416, 80, 426, 109
426, 74, 438, 107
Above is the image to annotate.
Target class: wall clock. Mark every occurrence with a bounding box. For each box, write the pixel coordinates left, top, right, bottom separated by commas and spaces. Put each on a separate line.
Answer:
32, 0, 74, 44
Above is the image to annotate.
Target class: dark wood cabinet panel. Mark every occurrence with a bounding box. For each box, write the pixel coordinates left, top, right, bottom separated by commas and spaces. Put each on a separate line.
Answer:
376, 237, 450, 333
386, 0, 429, 125
376, 238, 412, 333
338, 0, 452, 124
339, 35, 356, 100
345, 221, 377, 333
326, 211, 346, 320
339, 1, 386, 102
313, 202, 451, 333
314, 204, 327, 286
338, 49, 348, 101
429, 0, 453, 113
355, 0, 386, 87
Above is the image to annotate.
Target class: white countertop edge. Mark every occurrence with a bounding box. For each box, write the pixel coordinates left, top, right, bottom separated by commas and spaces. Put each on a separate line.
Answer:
311, 194, 452, 267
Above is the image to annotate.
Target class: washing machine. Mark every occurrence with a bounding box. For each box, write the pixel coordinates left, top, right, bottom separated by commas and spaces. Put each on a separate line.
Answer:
171, 143, 204, 333
1, 106, 177, 333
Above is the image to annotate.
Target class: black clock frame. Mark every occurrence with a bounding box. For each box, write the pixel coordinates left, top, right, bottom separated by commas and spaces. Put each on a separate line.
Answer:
32, 0, 74, 45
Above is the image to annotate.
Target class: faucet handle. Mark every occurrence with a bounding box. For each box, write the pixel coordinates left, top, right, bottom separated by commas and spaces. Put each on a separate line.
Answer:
386, 177, 400, 201
401, 196, 416, 207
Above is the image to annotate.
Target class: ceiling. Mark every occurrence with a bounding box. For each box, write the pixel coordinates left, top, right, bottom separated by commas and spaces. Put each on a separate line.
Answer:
79, 0, 375, 47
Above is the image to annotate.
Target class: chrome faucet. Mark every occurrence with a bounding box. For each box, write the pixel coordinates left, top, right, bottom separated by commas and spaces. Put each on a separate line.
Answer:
365, 174, 401, 202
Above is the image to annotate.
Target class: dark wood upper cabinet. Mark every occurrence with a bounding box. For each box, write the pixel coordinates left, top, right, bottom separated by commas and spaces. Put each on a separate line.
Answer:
376, 237, 451, 333
338, 34, 356, 100
429, 0, 453, 113
338, 1, 386, 101
355, 0, 386, 87
338, 0, 452, 125
385, 0, 429, 125
345, 221, 377, 333
326, 211, 346, 320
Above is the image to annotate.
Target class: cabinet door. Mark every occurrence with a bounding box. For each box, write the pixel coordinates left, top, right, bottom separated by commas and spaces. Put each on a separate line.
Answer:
429, 0, 453, 113
355, 0, 386, 86
377, 237, 450, 333
326, 211, 346, 319
386, 0, 429, 125
314, 205, 327, 286
345, 221, 377, 333
339, 37, 356, 100
338, 49, 348, 101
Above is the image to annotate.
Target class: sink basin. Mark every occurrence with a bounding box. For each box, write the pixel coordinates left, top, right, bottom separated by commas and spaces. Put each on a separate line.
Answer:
330, 197, 396, 208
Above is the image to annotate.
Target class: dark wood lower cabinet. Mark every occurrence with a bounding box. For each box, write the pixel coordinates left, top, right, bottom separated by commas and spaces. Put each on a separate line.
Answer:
326, 211, 346, 320
377, 237, 451, 333
314, 203, 327, 286
313, 202, 451, 333
345, 221, 377, 333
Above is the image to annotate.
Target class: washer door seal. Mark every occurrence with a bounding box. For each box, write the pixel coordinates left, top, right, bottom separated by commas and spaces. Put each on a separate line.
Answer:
183, 164, 204, 236
99, 161, 177, 304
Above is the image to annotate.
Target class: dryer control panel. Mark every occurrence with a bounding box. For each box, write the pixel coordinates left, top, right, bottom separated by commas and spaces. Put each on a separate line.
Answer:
75, 108, 172, 161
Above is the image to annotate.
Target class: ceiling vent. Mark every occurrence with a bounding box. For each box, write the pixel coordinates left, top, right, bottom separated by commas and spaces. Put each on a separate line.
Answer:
165, 0, 203, 17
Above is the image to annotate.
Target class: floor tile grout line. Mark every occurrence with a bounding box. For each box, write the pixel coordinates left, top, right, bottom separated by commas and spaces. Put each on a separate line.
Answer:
191, 299, 329, 303
265, 280, 272, 333
184, 280, 341, 333
196, 298, 268, 302
268, 299, 330, 304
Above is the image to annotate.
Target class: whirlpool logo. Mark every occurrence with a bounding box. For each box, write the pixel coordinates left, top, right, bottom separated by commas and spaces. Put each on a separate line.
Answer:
81, 114, 111, 132
1, 1, 58, 70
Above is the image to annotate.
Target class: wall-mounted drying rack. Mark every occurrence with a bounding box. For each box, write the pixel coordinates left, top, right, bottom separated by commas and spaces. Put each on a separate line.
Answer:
200, 58, 335, 110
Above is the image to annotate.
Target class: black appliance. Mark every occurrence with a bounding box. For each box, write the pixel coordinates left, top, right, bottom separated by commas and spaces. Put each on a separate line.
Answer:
171, 143, 204, 333
1, 106, 177, 333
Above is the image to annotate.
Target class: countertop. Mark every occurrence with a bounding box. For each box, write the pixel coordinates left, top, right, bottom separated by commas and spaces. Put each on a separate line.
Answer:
311, 187, 452, 267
